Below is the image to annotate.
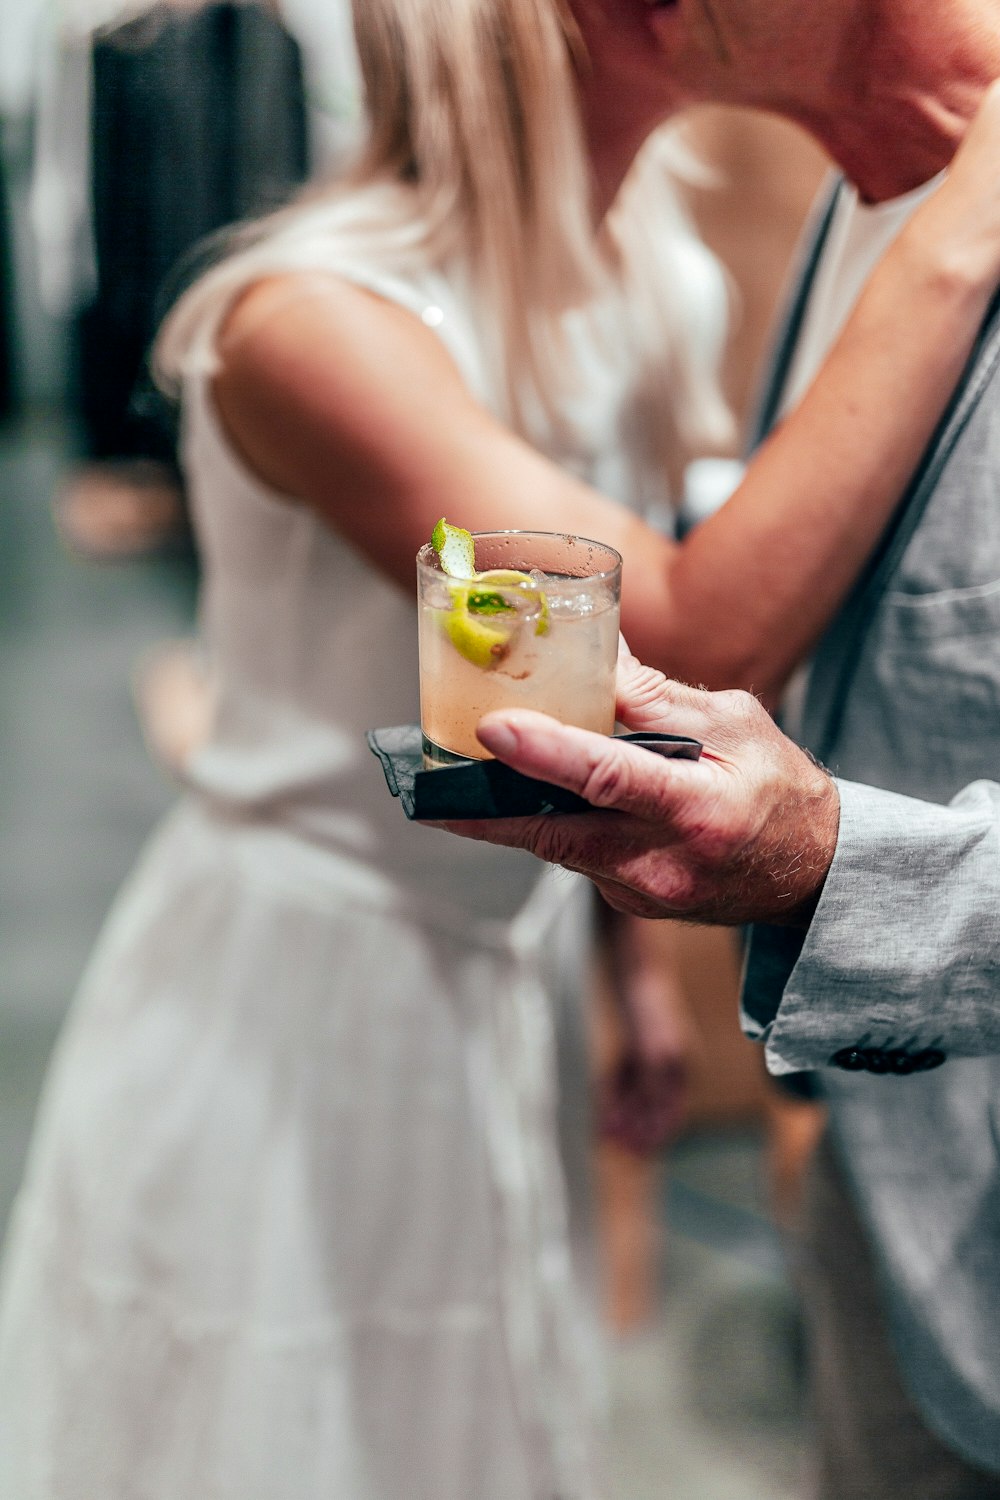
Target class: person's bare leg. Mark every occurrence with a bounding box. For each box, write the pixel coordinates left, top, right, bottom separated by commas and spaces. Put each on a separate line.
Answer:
591, 947, 676, 1333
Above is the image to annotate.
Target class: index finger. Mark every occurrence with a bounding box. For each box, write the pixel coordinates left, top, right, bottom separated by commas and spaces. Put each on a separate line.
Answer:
614, 648, 759, 750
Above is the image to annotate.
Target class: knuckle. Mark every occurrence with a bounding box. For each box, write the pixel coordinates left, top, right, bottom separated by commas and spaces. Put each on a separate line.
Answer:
579, 747, 634, 809
528, 816, 583, 869
713, 686, 762, 728
621, 661, 670, 709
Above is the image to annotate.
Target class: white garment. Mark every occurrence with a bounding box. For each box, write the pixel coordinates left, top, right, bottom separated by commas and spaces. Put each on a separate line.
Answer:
781, 171, 945, 416
0, 254, 666, 1499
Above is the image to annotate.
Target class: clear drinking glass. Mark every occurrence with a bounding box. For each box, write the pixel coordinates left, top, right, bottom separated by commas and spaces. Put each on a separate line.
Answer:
417, 530, 622, 767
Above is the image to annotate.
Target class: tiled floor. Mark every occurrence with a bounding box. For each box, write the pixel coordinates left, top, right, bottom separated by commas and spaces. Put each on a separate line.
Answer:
609, 1136, 807, 1497
0, 408, 810, 1495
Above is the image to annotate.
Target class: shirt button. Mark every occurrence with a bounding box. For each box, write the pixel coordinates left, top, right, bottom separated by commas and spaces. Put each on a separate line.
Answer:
912, 1048, 946, 1071
831, 1047, 868, 1071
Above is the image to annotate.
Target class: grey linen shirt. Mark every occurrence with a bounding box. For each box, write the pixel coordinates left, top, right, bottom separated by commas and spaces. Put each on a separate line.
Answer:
738, 172, 1000, 1471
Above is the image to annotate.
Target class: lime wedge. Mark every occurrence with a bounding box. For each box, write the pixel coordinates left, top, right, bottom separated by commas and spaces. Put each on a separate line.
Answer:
431, 518, 476, 579
444, 603, 514, 667
428, 523, 550, 667
466, 589, 517, 616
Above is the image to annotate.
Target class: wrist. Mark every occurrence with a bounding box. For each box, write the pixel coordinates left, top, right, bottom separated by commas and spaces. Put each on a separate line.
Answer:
761, 762, 839, 924
770, 769, 841, 929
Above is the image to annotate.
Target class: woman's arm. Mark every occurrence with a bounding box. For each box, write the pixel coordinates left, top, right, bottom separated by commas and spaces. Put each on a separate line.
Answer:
213, 86, 1000, 704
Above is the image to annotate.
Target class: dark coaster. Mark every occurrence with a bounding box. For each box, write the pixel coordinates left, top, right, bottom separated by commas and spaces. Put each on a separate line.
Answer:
366, 724, 702, 820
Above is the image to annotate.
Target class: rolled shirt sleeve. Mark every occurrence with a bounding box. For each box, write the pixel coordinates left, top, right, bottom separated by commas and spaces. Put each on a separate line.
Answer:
741, 777, 1000, 1075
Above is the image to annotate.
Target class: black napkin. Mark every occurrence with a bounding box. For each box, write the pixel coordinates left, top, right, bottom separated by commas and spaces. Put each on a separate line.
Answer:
366, 724, 701, 820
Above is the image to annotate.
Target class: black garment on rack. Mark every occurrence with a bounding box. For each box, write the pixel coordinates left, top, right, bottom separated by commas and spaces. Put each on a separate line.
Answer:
76, 0, 309, 461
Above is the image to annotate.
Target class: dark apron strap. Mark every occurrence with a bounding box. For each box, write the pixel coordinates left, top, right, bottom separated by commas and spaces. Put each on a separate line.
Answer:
747, 178, 844, 454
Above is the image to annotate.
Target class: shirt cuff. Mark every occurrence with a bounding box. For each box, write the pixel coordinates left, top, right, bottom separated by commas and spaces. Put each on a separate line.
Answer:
741, 777, 1000, 1075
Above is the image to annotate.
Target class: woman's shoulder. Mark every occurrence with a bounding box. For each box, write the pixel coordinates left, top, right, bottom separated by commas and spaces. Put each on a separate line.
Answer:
215, 260, 452, 346
218, 185, 478, 354
199, 260, 491, 537
213, 267, 475, 431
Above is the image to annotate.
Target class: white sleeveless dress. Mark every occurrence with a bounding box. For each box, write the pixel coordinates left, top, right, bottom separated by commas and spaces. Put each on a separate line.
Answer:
0, 255, 668, 1500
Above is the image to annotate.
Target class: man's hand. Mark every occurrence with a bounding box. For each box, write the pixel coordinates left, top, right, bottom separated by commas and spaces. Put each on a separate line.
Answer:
444, 645, 841, 926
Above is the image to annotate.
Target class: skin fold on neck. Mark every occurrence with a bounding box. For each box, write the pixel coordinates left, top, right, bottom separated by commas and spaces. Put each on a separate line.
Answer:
799, 0, 1000, 200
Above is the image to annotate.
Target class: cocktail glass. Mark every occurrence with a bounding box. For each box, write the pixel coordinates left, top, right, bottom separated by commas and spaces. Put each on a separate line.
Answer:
417, 530, 622, 767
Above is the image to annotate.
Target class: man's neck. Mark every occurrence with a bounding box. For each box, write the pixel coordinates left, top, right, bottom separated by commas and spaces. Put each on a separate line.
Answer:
795, 1, 1000, 201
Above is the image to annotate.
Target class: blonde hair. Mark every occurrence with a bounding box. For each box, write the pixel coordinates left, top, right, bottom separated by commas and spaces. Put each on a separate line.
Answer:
156, 0, 731, 467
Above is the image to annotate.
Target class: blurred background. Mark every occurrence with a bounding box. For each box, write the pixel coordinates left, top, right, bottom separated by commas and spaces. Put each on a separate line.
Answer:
0, 3, 832, 1493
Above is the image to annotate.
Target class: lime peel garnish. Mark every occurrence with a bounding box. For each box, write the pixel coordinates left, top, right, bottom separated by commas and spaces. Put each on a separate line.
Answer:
431, 518, 476, 580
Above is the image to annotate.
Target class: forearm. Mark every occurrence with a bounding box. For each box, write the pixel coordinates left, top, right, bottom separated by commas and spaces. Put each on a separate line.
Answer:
626, 228, 997, 701
213, 155, 999, 708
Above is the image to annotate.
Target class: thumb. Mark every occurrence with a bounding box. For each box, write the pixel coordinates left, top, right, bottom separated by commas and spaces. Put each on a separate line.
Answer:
475, 707, 701, 820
